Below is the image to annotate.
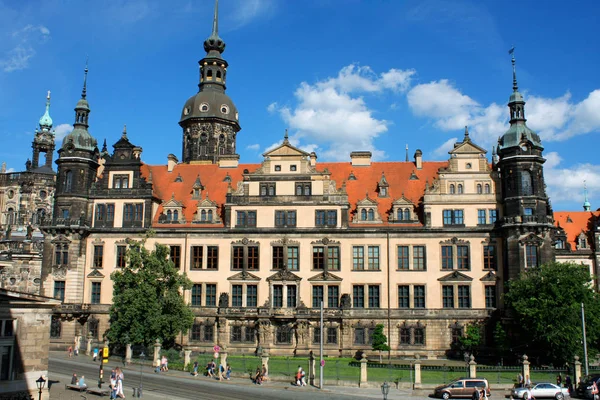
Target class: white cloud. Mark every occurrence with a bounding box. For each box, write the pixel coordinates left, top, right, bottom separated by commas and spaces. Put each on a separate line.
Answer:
431, 137, 458, 160
54, 124, 73, 141
543, 151, 600, 208
246, 143, 260, 151
6, 168, 15, 173
266, 102, 277, 113
1, 24, 50, 73
230, 0, 275, 30
271, 64, 415, 161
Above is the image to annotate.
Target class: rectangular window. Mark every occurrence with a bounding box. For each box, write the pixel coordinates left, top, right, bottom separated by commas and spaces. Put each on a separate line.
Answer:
169, 245, 181, 269
483, 245, 497, 270
113, 174, 129, 189
295, 182, 311, 195
259, 183, 276, 197
368, 246, 380, 270
106, 204, 115, 222
352, 246, 364, 270
95, 204, 105, 222
458, 285, 471, 308
245, 327, 256, 342
327, 246, 340, 270
443, 209, 464, 226
287, 285, 297, 308
232, 285, 243, 307
524, 208, 533, 216
414, 285, 425, 309
123, 203, 143, 222
233, 246, 244, 270
327, 210, 337, 226
205, 284, 216, 307
55, 244, 68, 266
489, 209, 498, 224
398, 285, 409, 308
441, 246, 453, 270
442, 285, 454, 308
313, 327, 321, 344
191, 246, 203, 269
313, 247, 324, 270
230, 326, 242, 342
275, 210, 296, 227
414, 327, 425, 345
443, 209, 453, 225
204, 325, 214, 342
273, 285, 283, 308
93, 245, 103, 268
287, 246, 299, 270
397, 246, 409, 270
54, 281, 65, 301
485, 285, 497, 308
191, 324, 201, 340
526, 245, 538, 268
477, 209, 486, 225
354, 328, 366, 345
368, 285, 380, 308
315, 210, 337, 227
116, 245, 127, 268
91, 282, 101, 304
328, 286, 339, 308
248, 246, 259, 270
207, 246, 219, 269
457, 245, 470, 270
454, 209, 464, 224
315, 211, 326, 227
327, 328, 338, 344
413, 246, 426, 270
312, 285, 324, 308
246, 285, 257, 307
353, 285, 364, 308
272, 246, 284, 269
236, 211, 257, 227
191, 284, 202, 306
400, 328, 410, 345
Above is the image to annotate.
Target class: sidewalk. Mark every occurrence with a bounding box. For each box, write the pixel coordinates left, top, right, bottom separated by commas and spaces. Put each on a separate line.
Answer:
49, 351, 424, 399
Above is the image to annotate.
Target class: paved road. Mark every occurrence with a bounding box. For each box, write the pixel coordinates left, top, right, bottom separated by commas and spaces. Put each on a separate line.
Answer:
48, 356, 429, 399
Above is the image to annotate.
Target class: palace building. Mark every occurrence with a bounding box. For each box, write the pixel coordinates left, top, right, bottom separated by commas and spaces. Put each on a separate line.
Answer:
34, 1, 599, 358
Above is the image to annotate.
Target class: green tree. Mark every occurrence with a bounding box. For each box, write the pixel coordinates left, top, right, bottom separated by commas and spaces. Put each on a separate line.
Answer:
493, 321, 509, 362
458, 323, 482, 356
371, 324, 390, 363
504, 261, 600, 365
106, 239, 194, 349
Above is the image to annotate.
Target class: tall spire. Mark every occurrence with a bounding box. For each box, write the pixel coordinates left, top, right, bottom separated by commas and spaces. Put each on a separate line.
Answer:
212, 0, 219, 37
510, 46, 518, 92
38, 90, 53, 131
203, 0, 226, 56
405, 144, 409, 162
82, 59, 89, 99
583, 180, 591, 211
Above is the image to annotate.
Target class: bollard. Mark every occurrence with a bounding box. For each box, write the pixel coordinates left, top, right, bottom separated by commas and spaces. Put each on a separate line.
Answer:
469, 355, 477, 378
414, 354, 422, 388
360, 352, 368, 386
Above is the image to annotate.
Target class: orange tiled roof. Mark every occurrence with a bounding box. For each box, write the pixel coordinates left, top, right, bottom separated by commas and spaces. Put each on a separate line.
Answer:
553, 210, 599, 249
141, 160, 447, 228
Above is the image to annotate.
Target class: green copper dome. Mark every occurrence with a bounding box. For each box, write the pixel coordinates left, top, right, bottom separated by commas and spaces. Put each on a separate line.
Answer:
497, 123, 543, 151
38, 91, 53, 130
62, 126, 97, 152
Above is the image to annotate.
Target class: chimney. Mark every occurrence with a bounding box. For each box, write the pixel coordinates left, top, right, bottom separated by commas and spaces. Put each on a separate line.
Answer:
350, 151, 372, 167
414, 149, 423, 170
310, 152, 317, 167
167, 154, 178, 172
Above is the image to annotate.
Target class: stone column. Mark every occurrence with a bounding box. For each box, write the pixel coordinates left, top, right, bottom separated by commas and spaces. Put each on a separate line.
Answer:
86, 333, 93, 356
153, 339, 161, 367
360, 352, 368, 386
125, 344, 132, 365
414, 354, 422, 388
522, 355, 531, 386
468, 355, 477, 378
574, 355, 582, 388
184, 349, 192, 370
309, 351, 316, 386
261, 351, 270, 377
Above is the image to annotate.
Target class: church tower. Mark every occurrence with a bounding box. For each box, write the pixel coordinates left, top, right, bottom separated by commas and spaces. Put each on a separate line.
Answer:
179, 0, 241, 164
31, 91, 56, 171
496, 50, 556, 280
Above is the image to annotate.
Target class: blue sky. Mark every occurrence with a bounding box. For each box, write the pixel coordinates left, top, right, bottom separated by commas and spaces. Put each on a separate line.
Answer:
1, 0, 599, 212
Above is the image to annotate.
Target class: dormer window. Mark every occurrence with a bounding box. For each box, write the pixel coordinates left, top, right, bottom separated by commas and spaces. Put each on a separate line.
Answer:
578, 235, 588, 249
193, 188, 201, 198
200, 103, 209, 112
166, 210, 178, 222
220, 104, 229, 114
555, 239, 565, 249
380, 187, 387, 197
397, 208, 411, 221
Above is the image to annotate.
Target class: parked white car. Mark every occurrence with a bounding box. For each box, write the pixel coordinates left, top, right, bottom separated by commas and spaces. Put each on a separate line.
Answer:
511, 383, 570, 399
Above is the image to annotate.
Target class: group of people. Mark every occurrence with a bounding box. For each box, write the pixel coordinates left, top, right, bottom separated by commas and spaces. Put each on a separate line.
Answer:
295, 366, 307, 387
555, 373, 574, 394
70, 373, 86, 387
67, 345, 79, 357
253, 364, 268, 385
109, 367, 125, 399
199, 360, 232, 380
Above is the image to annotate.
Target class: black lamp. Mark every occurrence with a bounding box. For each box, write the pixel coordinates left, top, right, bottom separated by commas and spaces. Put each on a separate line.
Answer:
36, 375, 46, 400
381, 381, 390, 400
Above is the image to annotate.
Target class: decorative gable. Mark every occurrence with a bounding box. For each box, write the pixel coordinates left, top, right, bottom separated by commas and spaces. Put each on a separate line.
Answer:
377, 172, 389, 198
87, 269, 105, 279
438, 271, 473, 282
480, 271, 498, 282
227, 271, 261, 281
389, 194, 417, 223
307, 271, 342, 282
158, 194, 185, 224
191, 174, 204, 199
352, 193, 382, 223
193, 194, 221, 224
267, 268, 302, 282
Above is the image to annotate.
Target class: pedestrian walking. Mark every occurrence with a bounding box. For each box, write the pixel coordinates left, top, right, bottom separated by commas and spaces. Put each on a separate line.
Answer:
218, 363, 225, 381
93, 347, 99, 362
68, 346, 73, 358
116, 367, 125, 398
225, 365, 231, 380
192, 361, 199, 376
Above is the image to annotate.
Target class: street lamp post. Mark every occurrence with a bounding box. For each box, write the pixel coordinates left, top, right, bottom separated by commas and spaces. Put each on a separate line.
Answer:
139, 351, 145, 398
35, 375, 46, 400
381, 381, 390, 400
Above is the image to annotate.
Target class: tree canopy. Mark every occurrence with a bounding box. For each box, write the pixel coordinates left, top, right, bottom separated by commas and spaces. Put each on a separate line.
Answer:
371, 323, 390, 362
106, 239, 194, 348
458, 323, 482, 356
504, 261, 600, 365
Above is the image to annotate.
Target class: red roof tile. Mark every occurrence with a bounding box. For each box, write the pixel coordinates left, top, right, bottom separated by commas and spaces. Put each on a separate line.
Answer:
553, 211, 600, 249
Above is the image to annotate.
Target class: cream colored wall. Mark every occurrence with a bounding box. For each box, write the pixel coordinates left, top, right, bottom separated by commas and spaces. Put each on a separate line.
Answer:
107, 170, 134, 189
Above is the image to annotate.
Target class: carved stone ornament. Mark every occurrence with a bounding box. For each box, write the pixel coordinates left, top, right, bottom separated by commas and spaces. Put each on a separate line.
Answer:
53, 265, 68, 279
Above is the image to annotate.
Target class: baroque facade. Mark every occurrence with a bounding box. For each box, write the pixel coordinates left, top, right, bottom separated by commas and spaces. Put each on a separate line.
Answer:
35, 2, 599, 359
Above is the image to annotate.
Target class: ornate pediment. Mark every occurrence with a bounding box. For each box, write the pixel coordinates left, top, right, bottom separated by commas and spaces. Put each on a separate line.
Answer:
518, 232, 544, 246
392, 195, 413, 206
87, 269, 105, 278
231, 237, 259, 246
356, 195, 378, 207
263, 141, 309, 158
450, 128, 487, 155
480, 271, 498, 282
51, 234, 71, 244
162, 194, 184, 208
267, 268, 301, 282
310, 237, 340, 245
440, 237, 470, 245
270, 237, 300, 246
307, 271, 342, 282
438, 271, 473, 282
227, 271, 261, 281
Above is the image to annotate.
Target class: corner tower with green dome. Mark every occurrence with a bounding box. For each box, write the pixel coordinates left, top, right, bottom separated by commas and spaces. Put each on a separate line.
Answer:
496, 49, 557, 281
179, 0, 241, 164
31, 91, 56, 171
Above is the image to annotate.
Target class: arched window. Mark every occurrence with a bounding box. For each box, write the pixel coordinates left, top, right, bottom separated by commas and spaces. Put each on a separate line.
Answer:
404, 208, 410, 220
208, 210, 213, 222
368, 209, 375, 221
268, 186, 275, 196
261, 186, 267, 196
449, 184, 455, 194
201, 210, 207, 221
296, 185, 302, 196
207, 69, 213, 80
521, 171, 533, 195
477, 184, 482, 194
216, 70, 222, 81
7, 207, 15, 225
457, 184, 463, 194
65, 170, 73, 193
361, 209, 367, 221
397, 209, 403, 221
173, 210, 179, 221
484, 184, 491, 194
166, 210, 172, 221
